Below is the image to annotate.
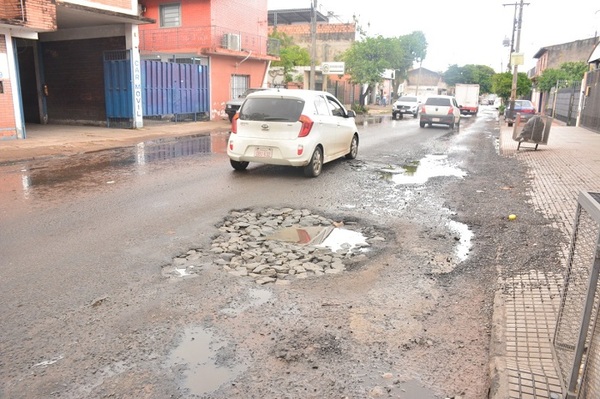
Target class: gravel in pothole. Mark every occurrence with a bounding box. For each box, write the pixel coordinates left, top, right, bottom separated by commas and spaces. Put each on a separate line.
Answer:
162, 208, 386, 285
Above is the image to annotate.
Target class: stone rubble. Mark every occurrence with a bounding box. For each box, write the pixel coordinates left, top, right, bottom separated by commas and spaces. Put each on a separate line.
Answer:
163, 208, 386, 285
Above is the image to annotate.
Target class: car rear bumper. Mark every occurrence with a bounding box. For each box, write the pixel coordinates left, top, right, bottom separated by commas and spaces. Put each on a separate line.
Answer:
420, 115, 456, 125
227, 137, 312, 167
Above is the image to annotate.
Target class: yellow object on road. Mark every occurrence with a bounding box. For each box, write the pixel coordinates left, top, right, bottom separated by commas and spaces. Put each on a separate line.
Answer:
508, 214, 517, 220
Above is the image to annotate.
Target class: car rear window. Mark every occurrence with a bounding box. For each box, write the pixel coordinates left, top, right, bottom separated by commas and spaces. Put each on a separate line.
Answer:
425, 97, 451, 106
398, 97, 417, 102
515, 100, 533, 107
239, 98, 304, 122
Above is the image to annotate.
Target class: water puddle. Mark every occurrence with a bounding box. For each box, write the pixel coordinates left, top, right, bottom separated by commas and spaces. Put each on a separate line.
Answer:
316, 228, 369, 253
448, 220, 473, 262
135, 133, 227, 164
168, 326, 244, 396
1, 133, 228, 201
267, 226, 369, 253
380, 154, 466, 185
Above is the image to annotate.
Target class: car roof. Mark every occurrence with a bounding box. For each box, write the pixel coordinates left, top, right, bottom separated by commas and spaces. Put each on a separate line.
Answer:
246, 88, 332, 100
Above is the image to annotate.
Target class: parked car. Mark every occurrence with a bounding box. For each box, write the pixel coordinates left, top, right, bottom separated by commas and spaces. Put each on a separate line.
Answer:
225, 88, 268, 122
419, 95, 461, 129
227, 89, 359, 177
392, 96, 420, 119
505, 99, 536, 127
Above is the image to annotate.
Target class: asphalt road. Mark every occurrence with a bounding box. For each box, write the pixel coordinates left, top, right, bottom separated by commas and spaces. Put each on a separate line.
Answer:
1, 109, 537, 398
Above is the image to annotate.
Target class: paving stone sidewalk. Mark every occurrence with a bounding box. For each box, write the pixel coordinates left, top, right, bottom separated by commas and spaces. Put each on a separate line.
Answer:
495, 121, 600, 399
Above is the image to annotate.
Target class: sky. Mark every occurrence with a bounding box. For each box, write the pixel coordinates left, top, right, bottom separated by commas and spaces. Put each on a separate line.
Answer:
267, 0, 600, 73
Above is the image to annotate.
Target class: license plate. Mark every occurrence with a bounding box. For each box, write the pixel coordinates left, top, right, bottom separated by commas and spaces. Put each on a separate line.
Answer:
432, 118, 440, 122
254, 147, 272, 158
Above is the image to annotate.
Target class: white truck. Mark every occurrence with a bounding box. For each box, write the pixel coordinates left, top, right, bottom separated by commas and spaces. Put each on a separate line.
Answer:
455, 84, 480, 116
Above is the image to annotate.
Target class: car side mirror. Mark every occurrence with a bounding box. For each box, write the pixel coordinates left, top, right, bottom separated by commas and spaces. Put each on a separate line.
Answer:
346, 110, 356, 118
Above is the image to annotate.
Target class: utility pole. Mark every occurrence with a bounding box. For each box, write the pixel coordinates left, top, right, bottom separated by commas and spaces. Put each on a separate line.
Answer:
506, 0, 528, 124
309, 0, 317, 90
503, 2, 518, 71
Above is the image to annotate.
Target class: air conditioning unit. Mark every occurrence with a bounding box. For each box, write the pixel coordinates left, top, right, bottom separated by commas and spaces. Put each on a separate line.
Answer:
222, 33, 241, 51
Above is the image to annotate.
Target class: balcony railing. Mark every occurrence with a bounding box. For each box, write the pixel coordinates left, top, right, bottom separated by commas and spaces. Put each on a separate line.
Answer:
140, 25, 279, 57
0, 0, 26, 23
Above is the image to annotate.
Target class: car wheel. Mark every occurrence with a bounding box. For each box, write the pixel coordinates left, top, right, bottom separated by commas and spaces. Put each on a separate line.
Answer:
419, 120, 425, 128
230, 159, 249, 171
345, 134, 359, 159
413, 112, 418, 118
304, 146, 323, 177
449, 121, 455, 129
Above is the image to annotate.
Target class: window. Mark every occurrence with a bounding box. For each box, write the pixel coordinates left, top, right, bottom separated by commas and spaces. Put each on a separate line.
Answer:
325, 95, 345, 117
231, 75, 250, 99
160, 3, 181, 28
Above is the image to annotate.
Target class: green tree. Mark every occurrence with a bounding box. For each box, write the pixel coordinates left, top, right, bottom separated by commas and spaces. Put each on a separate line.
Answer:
491, 72, 532, 102
443, 64, 495, 93
392, 31, 427, 98
536, 61, 588, 92
342, 32, 427, 104
342, 35, 395, 104
269, 31, 311, 83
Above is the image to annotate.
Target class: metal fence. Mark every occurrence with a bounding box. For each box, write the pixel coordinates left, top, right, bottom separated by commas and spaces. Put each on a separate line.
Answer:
553, 191, 600, 399
580, 69, 600, 133
544, 81, 581, 126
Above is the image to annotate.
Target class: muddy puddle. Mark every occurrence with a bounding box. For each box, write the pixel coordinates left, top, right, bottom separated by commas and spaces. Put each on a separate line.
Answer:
267, 225, 369, 253
168, 326, 245, 396
380, 154, 466, 185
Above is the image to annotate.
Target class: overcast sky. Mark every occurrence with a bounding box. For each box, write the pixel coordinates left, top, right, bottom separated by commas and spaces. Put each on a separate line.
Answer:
267, 0, 600, 73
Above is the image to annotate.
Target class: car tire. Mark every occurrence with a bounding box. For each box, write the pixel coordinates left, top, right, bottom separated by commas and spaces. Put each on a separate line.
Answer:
230, 160, 249, 171
304, 146, 323, 177
449, 121, 455, 129
345, 134, 359, 159
413, 112, 418, 118
419, 121, 426, 128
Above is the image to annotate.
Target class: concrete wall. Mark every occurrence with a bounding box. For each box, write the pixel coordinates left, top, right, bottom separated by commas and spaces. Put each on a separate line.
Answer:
268, 23, 355, 63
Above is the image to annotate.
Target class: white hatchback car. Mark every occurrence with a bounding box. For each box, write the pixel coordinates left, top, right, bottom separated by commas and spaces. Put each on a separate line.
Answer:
419, 95, 461, 129
227, 89, 359, 177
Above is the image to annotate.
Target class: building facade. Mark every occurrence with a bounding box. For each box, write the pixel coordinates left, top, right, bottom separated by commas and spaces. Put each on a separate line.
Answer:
1, 0, 153, 139
139, 0, 278, 120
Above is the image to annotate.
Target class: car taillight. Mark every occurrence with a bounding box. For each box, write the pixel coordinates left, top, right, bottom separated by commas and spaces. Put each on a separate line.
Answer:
421, 106, 426, 113
447, 108, 455, 115
298, 115, 314, 137
231, 113, 239, 134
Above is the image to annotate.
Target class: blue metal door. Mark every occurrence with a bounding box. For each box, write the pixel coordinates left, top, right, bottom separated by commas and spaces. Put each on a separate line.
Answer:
103, 50, 133, 127
142, 60, 209, 121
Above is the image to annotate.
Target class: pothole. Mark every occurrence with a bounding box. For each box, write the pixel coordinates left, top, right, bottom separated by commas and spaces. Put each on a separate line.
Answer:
162, 208, 387, 285
379, 154, 466, 185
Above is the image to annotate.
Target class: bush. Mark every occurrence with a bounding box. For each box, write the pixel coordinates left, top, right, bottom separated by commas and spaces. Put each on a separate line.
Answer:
498, 104, 506, 115
351, 104, 368, 114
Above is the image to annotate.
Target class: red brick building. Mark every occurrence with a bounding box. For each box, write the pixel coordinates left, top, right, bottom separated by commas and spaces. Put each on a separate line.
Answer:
138, 0, 278, 120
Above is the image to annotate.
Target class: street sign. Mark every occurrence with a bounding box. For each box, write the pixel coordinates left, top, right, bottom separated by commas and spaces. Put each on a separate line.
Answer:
511, 53, 524, 66
321, 62, 345, 75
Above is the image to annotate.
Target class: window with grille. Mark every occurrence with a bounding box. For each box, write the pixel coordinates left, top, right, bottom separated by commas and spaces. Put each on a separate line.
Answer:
160, 3, 181, 28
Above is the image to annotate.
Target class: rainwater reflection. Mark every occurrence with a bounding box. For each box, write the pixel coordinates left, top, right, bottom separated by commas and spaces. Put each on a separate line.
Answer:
380, 154, 466, 185
0, 133, 228, 202
168, 326, 245, 396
